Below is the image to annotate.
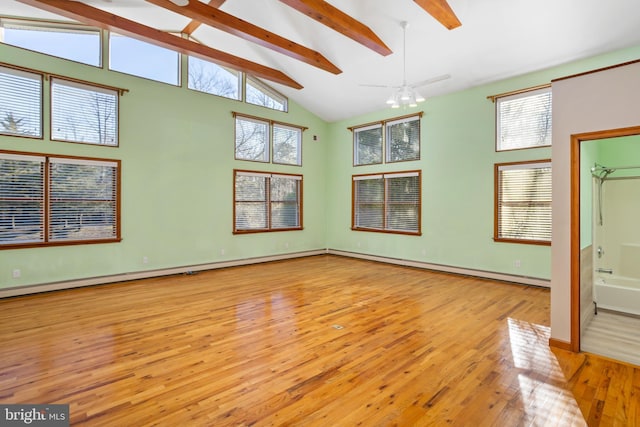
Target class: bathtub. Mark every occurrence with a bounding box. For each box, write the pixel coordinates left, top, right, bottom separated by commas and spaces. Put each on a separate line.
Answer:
594, 275, 640, 316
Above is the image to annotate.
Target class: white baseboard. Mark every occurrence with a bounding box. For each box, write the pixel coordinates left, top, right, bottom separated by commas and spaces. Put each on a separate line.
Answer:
1, 248, 549, 298
0, 249, 327, 298
328, 249, 550, 288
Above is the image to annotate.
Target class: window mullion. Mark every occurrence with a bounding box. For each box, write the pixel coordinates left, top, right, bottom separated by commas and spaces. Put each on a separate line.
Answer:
383, 177, 388, 230
266, 177, 272, 230
43, 157, 50, 243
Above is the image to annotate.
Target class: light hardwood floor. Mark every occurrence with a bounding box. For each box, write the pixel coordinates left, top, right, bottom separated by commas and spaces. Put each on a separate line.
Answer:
582, 310, 640, 367
0, 255, 638, 426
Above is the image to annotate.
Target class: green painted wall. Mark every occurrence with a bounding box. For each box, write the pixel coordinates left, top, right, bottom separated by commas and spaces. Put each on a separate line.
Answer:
325, 45, 640, 281
0, 43, 329, 288
2, 38, 640, 288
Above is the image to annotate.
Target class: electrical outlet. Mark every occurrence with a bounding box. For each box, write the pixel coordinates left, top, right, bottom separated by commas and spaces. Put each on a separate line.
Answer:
514, 260, 521, 268
12, 269, 21, 278
220, 248, 226, 256
284, 242, 289, 249
143, 256, 149, 264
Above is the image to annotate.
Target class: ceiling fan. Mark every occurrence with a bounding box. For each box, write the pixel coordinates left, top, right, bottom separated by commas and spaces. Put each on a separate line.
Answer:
362, 21, 450, 108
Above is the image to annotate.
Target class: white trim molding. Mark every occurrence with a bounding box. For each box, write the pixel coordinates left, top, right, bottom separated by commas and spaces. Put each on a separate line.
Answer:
0, 248, 550, 299
328, 250, 550, 288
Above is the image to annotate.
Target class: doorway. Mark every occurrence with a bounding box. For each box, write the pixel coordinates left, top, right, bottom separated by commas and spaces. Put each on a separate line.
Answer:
571, 125, 640, 363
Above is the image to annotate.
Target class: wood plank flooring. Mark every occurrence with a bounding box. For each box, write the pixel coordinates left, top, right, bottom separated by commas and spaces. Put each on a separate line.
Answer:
0, 255, 638, 426
582, 310, 640, 366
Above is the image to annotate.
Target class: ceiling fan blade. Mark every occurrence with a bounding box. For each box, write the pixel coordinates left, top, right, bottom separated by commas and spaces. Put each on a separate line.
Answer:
359, 83, 392, 88
410, 74, 451, 88
413, 0, 461, 30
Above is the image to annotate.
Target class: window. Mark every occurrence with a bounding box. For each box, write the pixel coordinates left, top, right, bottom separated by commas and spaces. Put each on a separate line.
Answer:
0, 19, 101, 67
0, 151, 120, 248
386, 115, 420, 162
0, 65, 42, 138
234, 113, 304, 165
351, 113, 422, 166
496, 86, 552, 151
352, 171, 421, 235
245, 75, 287, 112
495, 160, 551, 244
188, 56, 241, 100
51, 78, 118, 146
272, 123, 302, 166
109, 33, 180, 85
234, 170, 302, 233
354, 124, 382, 166
235, 115, 269, 162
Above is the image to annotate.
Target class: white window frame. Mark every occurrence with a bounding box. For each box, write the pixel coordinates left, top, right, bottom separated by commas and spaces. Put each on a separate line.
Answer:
187, 55, 242, 101
352, 170, 421, 235
272, 123, 302, 166
233, 170, 302, 233
351, 113, 422, 166
353, 123, 383, 166
51, 77, 119, 146
386, 115, 421, 162
234, 115, 270, 163
495, 160, 552, 244
0, 18, 102, 67
245, 75, 288, 112
0, 64, 43, 139
496, 86, 552, 151
234, 113, 304, 165
109, 33, 180, 86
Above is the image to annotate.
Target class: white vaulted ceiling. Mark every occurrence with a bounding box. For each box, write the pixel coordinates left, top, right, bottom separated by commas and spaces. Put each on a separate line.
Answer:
2, 0, 640, 122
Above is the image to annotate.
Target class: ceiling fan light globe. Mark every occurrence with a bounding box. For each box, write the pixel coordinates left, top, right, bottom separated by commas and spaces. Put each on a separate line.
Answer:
415, 93, 426, 103
169, 0, 189, 6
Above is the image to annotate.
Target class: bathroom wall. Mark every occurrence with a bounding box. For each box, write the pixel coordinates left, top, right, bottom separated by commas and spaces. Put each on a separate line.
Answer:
596, 177, 640, 278
552, 57, 640, 345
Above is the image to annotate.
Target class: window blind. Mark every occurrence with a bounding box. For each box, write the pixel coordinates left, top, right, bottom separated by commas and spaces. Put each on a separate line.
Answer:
354, 124, 382, 166
0, 153, 45, 244
270, 175, 300, 228
385, 174, 420, 232
497, 87, 552, 151
273, 123, 301, 166
354, 176, 384, 229
235, 173, 268, 230
497, 161, 552, 242
51, 78, 118, 146
386, 115, 420, 162
234, 171, 302, 232
0, 65, 42, 138
235, 116, 269, 162
48, 158, 119, 242
353, 171, 420, 234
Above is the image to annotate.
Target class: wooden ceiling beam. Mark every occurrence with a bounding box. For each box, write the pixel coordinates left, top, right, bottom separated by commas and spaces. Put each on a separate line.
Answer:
16, 0, 303, 89
278, 0, 392, 56
147, 0, 341, 74
413, 0, 461, 30
182, 0, 226, 35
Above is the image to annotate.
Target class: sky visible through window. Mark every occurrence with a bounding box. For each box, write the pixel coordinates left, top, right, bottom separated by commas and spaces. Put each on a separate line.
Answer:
2, 24, 285, 108
3, 26, 101, 66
